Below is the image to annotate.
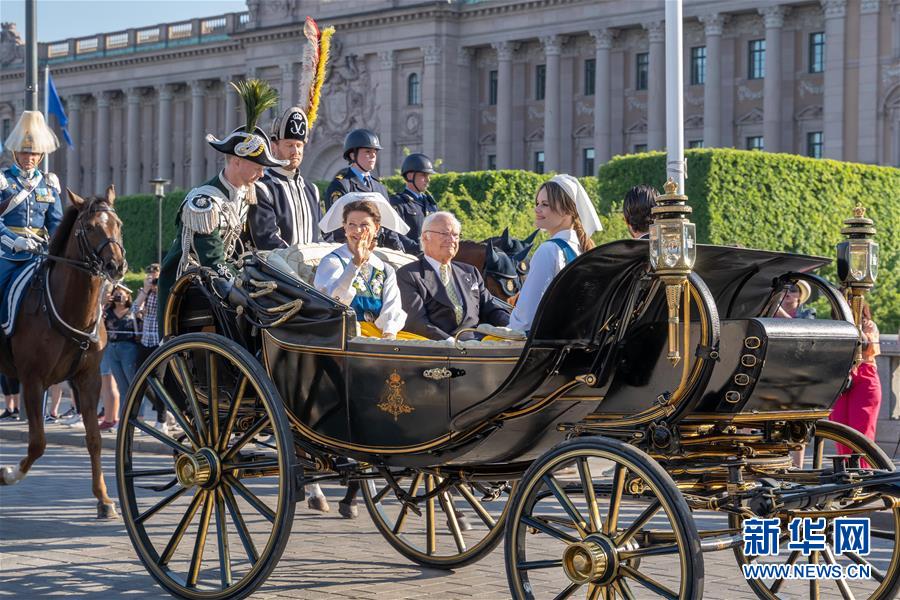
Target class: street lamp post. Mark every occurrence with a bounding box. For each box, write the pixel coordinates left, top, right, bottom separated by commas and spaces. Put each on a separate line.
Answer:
149, 178, 170, 267
837, 204, 878, 365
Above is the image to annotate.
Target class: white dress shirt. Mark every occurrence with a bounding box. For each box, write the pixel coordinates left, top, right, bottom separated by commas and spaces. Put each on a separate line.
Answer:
313, 244, 407, 336
509, 229, 580, 331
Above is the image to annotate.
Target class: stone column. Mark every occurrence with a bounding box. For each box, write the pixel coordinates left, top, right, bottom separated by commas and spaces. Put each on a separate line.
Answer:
760, 6, 787, 153
822, 0, 847, 159
541, 35, 562, 172
454, 47, 475, 172
223, 75, 238, 132
157, 84, 173, 180
65, 95, 82, 192
95, 91, 111, 195
493, 41, 515, 169
858, 0, 882, 163
644, 21, 665, 150
375, 50, 396, 173
125, 87, 142, 194
423, 44, 443, 161
700, 14, 725, 147
190, 80, 206, 184
893, 0, 900, 58
591, 29, 615, 165
281, 62, 296, 109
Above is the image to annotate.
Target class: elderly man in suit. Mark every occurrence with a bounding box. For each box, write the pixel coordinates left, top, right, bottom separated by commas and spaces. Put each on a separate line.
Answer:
396, 211, 510, 340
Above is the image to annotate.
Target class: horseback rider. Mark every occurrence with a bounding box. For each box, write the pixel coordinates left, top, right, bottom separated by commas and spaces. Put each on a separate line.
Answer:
389, 153, 438, 255
323, 128, 402, 250
156, 80, 287, 334
248, 106, 323, 250
0, 111, 63, 325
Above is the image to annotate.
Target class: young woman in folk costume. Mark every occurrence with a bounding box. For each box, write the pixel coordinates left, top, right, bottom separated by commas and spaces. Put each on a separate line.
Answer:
156, 80, 287, 333
508, 174, 602, 333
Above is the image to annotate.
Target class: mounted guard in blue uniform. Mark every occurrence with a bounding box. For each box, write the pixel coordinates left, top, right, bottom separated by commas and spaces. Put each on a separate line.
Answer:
0, 111, 63, 335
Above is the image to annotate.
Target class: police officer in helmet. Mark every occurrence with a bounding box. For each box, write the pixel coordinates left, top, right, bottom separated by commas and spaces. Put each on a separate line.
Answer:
323, 128, 402, 250
389, 153, 438, 254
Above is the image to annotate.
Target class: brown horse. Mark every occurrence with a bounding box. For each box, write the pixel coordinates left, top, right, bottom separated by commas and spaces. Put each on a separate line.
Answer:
0, 185, 126, 519
456, 228, 538, 302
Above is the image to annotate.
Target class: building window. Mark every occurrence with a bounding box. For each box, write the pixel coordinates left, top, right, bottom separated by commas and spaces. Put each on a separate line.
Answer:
535, 64, 546, 100
636, 52, 649, 90
584, 58, 596, 96
690, 46, 706, 85
534, 151, 545, 174
809, 32, 825, 74
407, 73, 420, 106
582, 148, 595, 176
487, 154, 496, 170
1, 118, 10, 141
488, 70, 498, 105
746, 136, 764, 151
634, 143, 648, 154
688, 139, 704, 148
806, 131, 823, 158
748, 39, 766, 80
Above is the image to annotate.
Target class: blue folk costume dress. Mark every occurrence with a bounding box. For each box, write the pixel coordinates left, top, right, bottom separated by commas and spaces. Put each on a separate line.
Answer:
0, 111, 64, 337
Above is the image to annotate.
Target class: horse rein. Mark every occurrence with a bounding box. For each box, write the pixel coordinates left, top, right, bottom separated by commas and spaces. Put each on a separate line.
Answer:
38, 201, 127, 349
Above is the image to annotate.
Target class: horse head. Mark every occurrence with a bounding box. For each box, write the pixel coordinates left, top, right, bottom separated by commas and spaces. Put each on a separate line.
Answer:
62, 185, 127, 281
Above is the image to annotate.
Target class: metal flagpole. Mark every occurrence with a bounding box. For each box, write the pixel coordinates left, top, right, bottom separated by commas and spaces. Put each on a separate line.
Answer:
665, 0, 685, 193
25, 0, 38, 110
43, 65, 50, 172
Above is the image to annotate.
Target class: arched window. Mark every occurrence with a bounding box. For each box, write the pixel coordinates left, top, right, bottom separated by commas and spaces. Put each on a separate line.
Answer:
407, 73, 420, 106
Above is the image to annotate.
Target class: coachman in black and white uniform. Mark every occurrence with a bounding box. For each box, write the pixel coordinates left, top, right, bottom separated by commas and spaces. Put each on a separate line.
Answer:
248, 106, 323, 250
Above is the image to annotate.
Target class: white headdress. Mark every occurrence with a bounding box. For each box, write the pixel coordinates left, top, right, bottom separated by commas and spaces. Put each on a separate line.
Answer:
548, 174, 603, 237
4, 111, 59, 154
319, 192, 411, 235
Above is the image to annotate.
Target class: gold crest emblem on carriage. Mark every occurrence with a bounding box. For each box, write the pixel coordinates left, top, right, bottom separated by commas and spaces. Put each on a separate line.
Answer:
378, 370, 414, 421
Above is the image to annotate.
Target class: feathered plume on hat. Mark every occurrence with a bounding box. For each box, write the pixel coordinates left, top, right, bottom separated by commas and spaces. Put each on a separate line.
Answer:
272, 17, 334, 143
4, 111, 59, 155
207, 79, 287, 168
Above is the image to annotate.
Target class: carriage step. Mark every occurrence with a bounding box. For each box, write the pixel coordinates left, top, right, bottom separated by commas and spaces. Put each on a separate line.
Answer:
293, 464, 305, 502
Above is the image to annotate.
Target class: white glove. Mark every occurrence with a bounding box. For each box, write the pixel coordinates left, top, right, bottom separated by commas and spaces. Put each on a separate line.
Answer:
12, 236, 39, 253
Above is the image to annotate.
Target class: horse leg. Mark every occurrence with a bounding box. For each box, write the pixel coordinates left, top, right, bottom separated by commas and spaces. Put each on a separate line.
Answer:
72, 371, 118, 519
1, 379, 46, 485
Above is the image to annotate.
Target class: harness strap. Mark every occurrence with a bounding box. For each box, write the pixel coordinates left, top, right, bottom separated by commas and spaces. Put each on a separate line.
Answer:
43, 264, 106, 347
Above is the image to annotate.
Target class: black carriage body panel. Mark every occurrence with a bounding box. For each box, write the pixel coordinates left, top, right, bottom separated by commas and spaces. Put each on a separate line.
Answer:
695, 318, 858, 414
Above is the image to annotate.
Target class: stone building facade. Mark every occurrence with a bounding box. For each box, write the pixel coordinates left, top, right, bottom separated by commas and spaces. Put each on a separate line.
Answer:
1, 0, 900, 195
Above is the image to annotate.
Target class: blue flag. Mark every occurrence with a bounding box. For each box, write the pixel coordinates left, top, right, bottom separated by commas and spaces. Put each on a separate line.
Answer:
47, 72, 72, 147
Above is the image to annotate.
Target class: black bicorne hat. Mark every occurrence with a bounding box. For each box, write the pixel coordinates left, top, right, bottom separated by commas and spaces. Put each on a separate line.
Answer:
271, 106, 309, 143
206, 127, 288, 168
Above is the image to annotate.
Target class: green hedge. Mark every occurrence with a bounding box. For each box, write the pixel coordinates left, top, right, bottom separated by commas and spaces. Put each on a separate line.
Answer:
597, 149, 900, 331
112, 150, 898, 330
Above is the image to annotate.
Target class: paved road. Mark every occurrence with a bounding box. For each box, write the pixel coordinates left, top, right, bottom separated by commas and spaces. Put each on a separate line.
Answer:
0, 427, 894, 599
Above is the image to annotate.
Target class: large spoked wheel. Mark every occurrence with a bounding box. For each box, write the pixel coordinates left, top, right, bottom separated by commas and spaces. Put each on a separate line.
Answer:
733, 420, 900, 600
362, 468, 514, 569
506, 437, 703, 599
117, 333, 296, 600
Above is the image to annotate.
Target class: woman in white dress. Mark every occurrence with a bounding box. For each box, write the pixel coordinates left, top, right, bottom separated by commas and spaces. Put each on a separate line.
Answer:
508, 174, 602, 332
315, 192, 419, 340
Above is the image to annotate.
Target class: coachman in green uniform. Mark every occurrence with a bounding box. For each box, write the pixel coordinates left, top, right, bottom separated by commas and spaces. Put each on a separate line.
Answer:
157, 80, 287, 334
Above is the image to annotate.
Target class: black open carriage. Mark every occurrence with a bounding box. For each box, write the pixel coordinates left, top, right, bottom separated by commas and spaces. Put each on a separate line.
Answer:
116, 208, 900, 599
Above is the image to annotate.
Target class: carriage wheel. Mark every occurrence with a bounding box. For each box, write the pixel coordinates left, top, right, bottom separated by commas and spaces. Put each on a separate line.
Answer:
733, 420, 900, 600
362, 468, 514, 569
117, 333, 296, 600
506, 437, 703, 599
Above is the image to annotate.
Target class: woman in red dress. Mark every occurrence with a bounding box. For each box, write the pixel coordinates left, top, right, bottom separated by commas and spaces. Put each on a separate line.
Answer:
830, 298, 882, 460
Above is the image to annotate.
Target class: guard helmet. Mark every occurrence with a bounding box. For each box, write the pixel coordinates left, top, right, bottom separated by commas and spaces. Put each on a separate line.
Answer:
343, 128, 382, 161
401, 153, 436, 178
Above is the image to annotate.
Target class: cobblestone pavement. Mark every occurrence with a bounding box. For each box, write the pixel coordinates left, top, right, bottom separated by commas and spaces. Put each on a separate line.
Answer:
0, 431, 894, 599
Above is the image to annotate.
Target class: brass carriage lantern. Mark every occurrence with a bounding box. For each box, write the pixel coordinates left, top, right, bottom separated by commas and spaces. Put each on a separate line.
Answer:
649, 178, 697, 366
837, 203, 878, 363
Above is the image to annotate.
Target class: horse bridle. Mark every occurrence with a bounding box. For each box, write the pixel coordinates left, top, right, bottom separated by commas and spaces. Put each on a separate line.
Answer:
45, 201, 127, 279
